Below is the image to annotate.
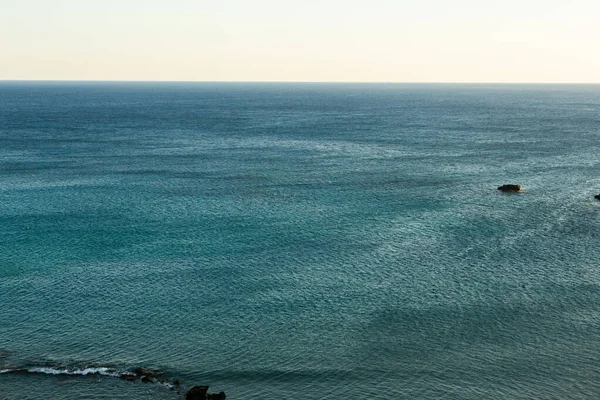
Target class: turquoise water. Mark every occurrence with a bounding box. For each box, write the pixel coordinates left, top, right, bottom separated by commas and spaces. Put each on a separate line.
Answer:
1, 82, 600, 399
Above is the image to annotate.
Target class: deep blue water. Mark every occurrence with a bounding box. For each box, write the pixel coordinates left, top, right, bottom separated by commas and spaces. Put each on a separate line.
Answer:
1, 82, 600, 399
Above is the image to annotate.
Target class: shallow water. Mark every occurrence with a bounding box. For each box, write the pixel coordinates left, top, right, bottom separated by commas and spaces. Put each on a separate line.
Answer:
1, 82, 600, 399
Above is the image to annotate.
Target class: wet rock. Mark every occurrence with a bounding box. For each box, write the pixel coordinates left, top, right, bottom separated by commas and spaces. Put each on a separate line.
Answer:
595, 194, 600, 200
208, 392, 226, 400
186, 385, 209, 400
120, 367, 163, 383
120, 374, 137, 382
498, 184, 521, 192
185, 386, 226, 400
134, 367, 163, 377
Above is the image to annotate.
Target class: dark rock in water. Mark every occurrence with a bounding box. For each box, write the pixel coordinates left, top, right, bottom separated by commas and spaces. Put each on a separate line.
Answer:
208, 392, 226, 400
595, 194, 600, 200
186, 386, 209, 400
498, 184, 521, 192
186, 386, 226, 400
134, 367, 163, 377
120, 367, 163, 383
118, 367, 225, 399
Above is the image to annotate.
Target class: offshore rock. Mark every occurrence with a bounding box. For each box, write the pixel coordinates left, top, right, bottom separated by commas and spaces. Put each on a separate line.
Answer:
186, 386, 226, 400
498, 184, 521, 192
186, 386, 209, 400
120, 367, 163, 383
595, 194, 600, 200
134, 367, 163, 377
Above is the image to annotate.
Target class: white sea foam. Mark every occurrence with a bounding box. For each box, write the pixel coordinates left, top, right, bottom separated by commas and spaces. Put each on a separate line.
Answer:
27, 367, 120, 377
160, 381, 175, 390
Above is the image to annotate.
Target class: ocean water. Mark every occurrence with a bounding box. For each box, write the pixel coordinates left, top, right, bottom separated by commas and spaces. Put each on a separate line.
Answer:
1, 82, 600, 399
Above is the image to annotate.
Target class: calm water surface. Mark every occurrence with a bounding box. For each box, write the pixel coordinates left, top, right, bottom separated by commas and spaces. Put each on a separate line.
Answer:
1, 82, 600, 399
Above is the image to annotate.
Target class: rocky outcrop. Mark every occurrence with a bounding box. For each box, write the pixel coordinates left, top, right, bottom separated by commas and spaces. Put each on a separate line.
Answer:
119, 367, 171, 385
498, 184, 521, 192
116, 367, 224, 398
120, 368, 179, 389
186, 386, 209, 400
134, 367, 163, 377
186, 386, 226, 400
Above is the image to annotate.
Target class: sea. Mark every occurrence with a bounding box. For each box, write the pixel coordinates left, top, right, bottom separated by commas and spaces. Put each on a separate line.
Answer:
1, 82, 599, 399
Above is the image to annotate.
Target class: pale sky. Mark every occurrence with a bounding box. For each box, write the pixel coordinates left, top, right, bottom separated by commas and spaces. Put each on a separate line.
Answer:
1, 0, 599, 82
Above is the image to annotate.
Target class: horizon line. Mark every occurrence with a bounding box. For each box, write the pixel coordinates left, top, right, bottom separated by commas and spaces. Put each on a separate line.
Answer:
1, 79, 600, 85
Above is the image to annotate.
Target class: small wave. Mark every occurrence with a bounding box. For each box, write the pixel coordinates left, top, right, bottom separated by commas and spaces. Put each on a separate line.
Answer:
1, 363, 182, 393
26, 366, 120, 377
160, 381, 175, 390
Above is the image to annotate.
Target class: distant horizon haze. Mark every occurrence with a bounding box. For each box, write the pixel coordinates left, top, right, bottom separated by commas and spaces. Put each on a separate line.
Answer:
2, 80, 600, 84
1, 0, 600, 83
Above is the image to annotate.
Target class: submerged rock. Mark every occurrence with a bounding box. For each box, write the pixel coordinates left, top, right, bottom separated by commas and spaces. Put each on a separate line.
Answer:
119, 367, 163, 383
118, 366, 225, 399
134, 367, 163, 377
120, 374, 137, 382
498, 184, 521, 192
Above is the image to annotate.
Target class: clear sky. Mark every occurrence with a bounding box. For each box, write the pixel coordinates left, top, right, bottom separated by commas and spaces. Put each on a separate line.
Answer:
1, 0, 599, 82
